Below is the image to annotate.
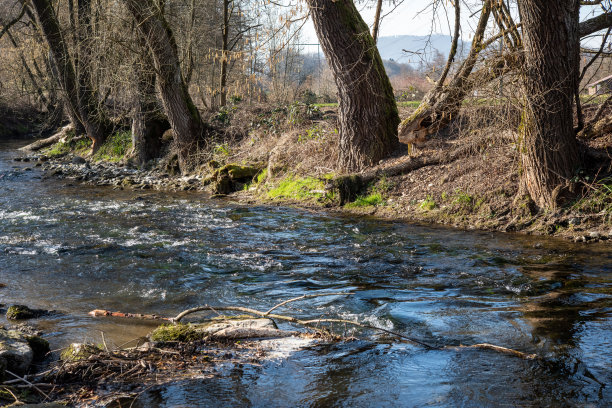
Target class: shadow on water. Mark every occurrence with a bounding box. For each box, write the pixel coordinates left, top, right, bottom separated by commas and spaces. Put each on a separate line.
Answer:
0, 140, 610, 406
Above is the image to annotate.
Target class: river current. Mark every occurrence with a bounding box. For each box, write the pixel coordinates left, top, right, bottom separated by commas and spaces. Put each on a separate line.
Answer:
0, 140, 610, 407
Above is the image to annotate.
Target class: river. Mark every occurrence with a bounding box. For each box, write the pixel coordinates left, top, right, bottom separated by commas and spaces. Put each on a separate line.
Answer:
0, 140, 610, 407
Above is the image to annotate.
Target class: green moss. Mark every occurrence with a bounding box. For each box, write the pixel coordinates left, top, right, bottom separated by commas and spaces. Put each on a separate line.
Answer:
267, 176, 326, 200
60, 343, 101, 362
27, 336, 50, 360
92, 131, 132, 162
453, 189, 474, 205
256, 168, 268, 184
6, 305, 36, 320
420, 195, 437, 211
346, 192, 384, 208
149, 323, 202, 342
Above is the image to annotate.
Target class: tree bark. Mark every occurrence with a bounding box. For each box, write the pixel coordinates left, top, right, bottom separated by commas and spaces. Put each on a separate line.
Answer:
398, 1, 492, 145
131, 46, 169, 165
123, 0, 206, 172
518, 0, 581, 209
76, 0, 111, 150
372, 0, 383, 43
29, 0, 107, 149
219, 0, 231, 107
307, 0, 399, 171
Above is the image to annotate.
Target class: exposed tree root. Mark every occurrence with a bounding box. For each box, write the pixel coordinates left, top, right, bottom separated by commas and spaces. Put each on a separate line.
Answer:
332, 146, 471, 204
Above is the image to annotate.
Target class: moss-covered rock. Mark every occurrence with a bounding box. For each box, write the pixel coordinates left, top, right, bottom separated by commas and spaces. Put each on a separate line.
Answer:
149, 323, 203, 342
60, 343, 101, 362
27, 336, 50, 360
6, 305, 45, 320
223, 164, 261, 180
0, 329, 34, 375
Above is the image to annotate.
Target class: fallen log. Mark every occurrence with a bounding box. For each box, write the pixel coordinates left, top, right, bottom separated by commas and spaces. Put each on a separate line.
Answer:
88, 309, 171, 321
18, 124, 73, 152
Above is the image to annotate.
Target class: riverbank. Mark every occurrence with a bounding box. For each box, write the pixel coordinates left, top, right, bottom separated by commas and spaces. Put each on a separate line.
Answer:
16, 102, 612, 243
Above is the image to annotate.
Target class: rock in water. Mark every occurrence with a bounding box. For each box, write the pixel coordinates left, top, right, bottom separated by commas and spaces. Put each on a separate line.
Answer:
5, 305, 47, 320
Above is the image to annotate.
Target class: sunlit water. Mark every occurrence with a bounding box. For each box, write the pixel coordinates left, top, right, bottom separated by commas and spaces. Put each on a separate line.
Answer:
0, 140, 610, 407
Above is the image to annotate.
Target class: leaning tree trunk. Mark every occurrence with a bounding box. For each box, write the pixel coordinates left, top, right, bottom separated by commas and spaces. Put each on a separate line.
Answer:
398, 0, 492, 145
76, 0, 111, 151
307, 0, 399, 171
123, 0, 205, 173
518, 0, 581, 209
30, 0, 107, 149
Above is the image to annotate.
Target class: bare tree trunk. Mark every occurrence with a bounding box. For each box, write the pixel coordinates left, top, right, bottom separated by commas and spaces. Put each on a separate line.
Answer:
76, 0, 111, 151
30, 0, 108, 149
517, 0, 581, 209
131, 46, 169, 165
372, 0, 383, 43
123, 0, 206, 172
398, 0, 491, 145
307, 0, 399, 171
219, 0, 231, 107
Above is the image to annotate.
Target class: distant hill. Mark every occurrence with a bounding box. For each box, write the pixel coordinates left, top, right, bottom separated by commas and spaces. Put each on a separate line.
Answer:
377, 34, 471, 64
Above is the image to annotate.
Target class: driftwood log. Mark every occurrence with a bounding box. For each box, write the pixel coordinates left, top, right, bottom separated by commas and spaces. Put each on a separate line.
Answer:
18, 124, 73, 152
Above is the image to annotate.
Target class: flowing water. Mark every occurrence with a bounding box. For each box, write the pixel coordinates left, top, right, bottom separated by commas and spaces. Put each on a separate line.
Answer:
0, 140, 611, 407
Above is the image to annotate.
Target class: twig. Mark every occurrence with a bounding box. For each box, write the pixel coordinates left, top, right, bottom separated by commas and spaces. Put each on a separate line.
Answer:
445, 343, 538, 360
1, 386, 21, 404
5, 370, 50, 400
300, 318, 435, 349
263, 292, 354, 316
101, 331, 109, 352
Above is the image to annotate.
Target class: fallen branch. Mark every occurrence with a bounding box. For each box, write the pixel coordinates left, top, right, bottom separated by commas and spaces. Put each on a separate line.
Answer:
88, 309, 171, 321
263, 292, 354, 316
5, 370, 50, 400
446, 343, 538, 360
18, 124, 73, 152
90, 293, 539, 360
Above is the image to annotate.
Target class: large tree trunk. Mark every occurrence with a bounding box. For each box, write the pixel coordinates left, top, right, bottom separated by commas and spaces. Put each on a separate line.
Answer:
76, 0, 111, 151
123, 0, 205, 173
518, 0, 581, 209
131, 46, 169, 165
29, 0, 107, 149
307, 0, 399, 171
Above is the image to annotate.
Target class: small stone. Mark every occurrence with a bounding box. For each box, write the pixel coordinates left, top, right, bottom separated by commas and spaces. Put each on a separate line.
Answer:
588, 231, 600, 239
568, 218, 581, 226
